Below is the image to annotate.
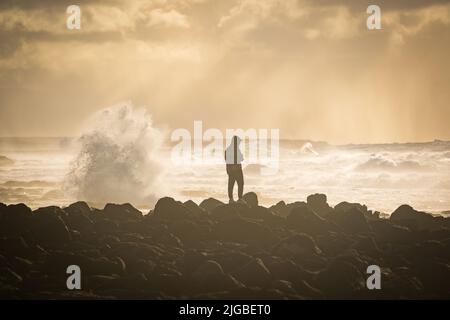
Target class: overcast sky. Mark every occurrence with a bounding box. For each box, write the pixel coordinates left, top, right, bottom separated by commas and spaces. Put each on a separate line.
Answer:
0, 0, 449, 143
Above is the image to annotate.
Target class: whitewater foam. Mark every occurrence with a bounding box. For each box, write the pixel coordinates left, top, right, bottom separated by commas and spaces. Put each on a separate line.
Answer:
64, 102, 166, 207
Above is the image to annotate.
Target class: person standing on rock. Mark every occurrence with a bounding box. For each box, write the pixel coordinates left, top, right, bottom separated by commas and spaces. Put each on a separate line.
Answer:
224, 136, 244, 203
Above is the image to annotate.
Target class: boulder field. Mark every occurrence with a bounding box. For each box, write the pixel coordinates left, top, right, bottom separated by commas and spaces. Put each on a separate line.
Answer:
1, 193, 450, 299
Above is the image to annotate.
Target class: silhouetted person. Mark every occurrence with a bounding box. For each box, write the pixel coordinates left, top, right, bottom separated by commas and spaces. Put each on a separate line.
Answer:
225, 136, 244, 202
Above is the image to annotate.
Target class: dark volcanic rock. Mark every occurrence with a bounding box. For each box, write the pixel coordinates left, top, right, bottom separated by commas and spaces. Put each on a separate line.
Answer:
307, 193, 332, 217
192, 259, 224, 280
65, 201, 92, 216
286, 205, 333, 235
183, 200, 207, 217
0, 203, 32, 237
315, 258, 365, 298
266, 258, 308, 281
331, 207, 371, 234
167, 219, 211, 246
242, 192, 258, 208
191, 260, 243, 293
270, 201, 306, 218
62, 203, 94, 233
0, 267, 23, 285
238, 204, 282, 224
103, 203, 142, 221
273, 233, 322, 258
416, 260, 450, 295
0, 237, 31, 258
353, 235, 381, 255
214, 216, 277, 247
212, 250, 253, 274
31, 206, 71, 246
182, 249, 208, 274
335, 201, 378, 220
199, 198, 224, 213
370, 220, 414, 244
211, 204, 240, 220
2, 194, 450, 299
153, 197, 190, 220
390, 205, 439, 231
265, 258, 320, 298
94, 219, 119, 234
43, 252, 124, 277
233, 257, 272, 287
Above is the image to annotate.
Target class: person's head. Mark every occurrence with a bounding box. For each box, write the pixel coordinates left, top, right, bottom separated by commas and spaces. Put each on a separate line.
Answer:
232, 135, 242, 146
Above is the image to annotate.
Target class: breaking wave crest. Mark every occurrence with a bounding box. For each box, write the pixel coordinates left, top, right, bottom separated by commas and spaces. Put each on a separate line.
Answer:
64, 102, 165, 206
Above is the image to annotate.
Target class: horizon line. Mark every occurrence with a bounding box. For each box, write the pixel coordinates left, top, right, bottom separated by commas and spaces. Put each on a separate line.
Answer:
0, 136, 449, 146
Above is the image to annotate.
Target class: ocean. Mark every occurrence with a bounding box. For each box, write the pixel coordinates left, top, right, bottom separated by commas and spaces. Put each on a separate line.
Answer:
1, 136, 450, 215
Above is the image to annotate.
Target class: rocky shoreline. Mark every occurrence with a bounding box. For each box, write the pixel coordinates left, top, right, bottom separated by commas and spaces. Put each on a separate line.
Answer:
1, 193, 450, 299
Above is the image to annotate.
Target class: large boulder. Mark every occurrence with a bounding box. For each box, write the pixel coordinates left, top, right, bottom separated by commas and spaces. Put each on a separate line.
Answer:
0, 267, 22, 286
330, 207, 371, 234
236, 204, 282, 226
335, 201, 378, 220
183, 200, 207, 217
94, 219, 119, 234
286, 205, 333, 235
210, 204, 240, 221
369, 220, 415, 244
270, 201, 306, 218
0, 203, 32, 237
307, 193, 332, 217
152, 197, 190, 220
62, 202, 94, 233
31, 206, 71, 246
213, 216, 277, 247
65, 201, 92, 216
192, 259, 224, 280
416, 260, 450, 296
352, 235, 381, 255
191, 260, 242, 293
266, 258, 309, 282
253, 207, 285, 227
271, 279, 299, 296
315, 258, 365, 298
167, 219, 211, 245
199, 198, 224, 213
273, 233, 322, 258
242, 192, 258, 208
0, 237, 31, 258
211, 250, 253, 274
103, 203, 142, 221
0, 203, 5, 218
266, 258, 321, 298
232, 257, 272, 288
390, 205, 438, 230
182, 249, 209, 274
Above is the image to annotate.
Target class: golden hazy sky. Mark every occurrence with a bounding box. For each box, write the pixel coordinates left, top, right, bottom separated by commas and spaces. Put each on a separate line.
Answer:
0, 0, 449, 143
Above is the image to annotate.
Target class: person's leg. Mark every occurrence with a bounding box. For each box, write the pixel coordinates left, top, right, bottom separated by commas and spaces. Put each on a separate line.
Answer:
237, 170, 244, 200
228, 174, 236, 201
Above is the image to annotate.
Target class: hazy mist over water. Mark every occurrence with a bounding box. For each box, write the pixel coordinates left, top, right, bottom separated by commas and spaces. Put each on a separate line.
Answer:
1, 135, 450, 215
